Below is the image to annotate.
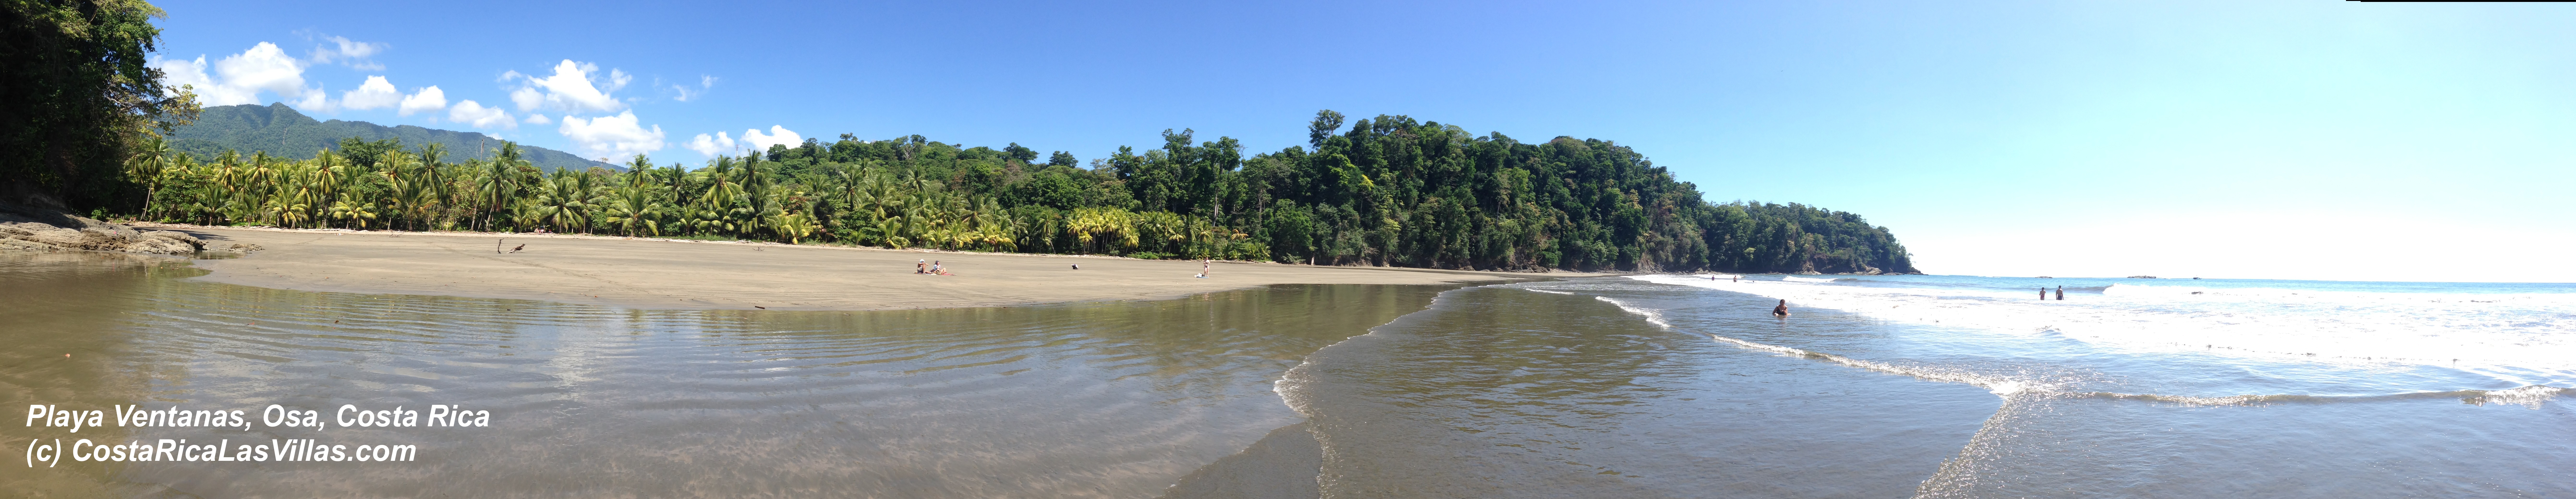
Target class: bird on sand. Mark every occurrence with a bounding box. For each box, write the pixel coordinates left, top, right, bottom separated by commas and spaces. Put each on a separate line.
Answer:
510, 244, 526, 253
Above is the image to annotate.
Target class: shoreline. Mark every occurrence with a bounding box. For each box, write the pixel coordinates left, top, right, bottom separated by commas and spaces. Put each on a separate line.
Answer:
130, 223, 1596, 311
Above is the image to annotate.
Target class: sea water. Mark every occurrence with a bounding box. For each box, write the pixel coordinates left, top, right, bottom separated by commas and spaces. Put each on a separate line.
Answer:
0, 252, 1444, 498
1237, 275, 2571, 497
6, 250, 2568, 498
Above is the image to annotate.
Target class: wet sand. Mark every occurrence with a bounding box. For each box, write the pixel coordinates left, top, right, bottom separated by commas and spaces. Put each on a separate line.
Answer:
147, 225, 1572, 310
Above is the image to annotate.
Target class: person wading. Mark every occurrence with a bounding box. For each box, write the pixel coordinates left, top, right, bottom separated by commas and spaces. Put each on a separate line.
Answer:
1771, 299, 1791, 318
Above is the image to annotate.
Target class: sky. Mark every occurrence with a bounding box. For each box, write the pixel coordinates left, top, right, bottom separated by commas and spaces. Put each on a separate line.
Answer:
146, 1, 2576, 283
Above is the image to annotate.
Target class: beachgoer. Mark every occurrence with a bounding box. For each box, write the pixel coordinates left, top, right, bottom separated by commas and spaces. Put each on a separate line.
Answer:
2040, 287, 2047, 300
1771, 299, 1790, 317
2056, 286, 2064, 300
916, 259, 927, 274
1732, 275, 1739, 282
931, 261, 944, 275
1197, 259, 1210, 278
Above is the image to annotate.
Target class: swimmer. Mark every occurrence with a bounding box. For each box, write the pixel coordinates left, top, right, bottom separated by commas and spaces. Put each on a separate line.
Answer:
1771, 299, 1790, 318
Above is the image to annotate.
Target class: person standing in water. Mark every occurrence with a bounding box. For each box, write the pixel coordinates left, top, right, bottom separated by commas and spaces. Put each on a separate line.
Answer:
1771, 299, 1790, 317
2056, 286, 2064, 300
2040, 287, 2047, 300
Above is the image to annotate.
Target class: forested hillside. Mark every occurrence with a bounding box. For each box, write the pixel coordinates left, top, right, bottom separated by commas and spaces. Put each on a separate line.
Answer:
133, 110, 1916, 274
170, 104, 612, 172
0, 0, 188, 210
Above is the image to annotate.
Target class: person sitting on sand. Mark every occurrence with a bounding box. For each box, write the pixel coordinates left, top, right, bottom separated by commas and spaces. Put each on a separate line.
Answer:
930, 260, 945, 275
1771, 299, 1790, 317
916, 259, 927, 274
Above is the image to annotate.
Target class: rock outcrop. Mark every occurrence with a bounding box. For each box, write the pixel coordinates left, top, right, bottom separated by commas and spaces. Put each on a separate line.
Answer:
0, 194, 206, 255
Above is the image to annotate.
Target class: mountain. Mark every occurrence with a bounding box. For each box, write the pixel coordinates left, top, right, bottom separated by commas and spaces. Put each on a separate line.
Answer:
168, 104, 617, 171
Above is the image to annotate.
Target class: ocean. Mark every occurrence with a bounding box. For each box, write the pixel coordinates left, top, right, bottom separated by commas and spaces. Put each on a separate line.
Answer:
2, 252, 2567, 497
1206, 274, 2574, 497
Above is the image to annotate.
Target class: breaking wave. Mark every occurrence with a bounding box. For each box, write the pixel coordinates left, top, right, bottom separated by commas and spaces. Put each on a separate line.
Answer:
1589, 289, 2569, 408
1628, 274, 2576, 386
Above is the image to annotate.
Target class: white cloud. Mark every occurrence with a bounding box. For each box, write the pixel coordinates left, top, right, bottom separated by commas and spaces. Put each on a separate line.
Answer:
291, 86, 333, 112
558, 112, 666, 160
449, 100, 515, 129
149, 42, 330, 109
151, 42, 311, 107
506, 60, 625, 113
398, 86, 447, 116
340, 76, 401, 110
509, 86, 543, 111
153, 56, 255, 105
307, 35, 385, 70
217, 42, 309, 99
685, 132, 736, 157
741, 125, 801, 152
524, 113, 552, 125
672, 75, 715, 102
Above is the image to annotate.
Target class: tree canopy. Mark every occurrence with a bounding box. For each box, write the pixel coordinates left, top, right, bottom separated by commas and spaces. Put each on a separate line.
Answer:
131, 110, 1916, 274
0, 0, 194, 208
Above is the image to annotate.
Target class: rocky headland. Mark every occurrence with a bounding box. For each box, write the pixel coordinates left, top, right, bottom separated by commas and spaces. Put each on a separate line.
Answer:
0, 192, 243, 256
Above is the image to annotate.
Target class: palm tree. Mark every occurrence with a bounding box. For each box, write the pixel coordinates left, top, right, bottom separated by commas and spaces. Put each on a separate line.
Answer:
327, 198, 378, 228
129, 135, 172, 220
474, 143, 530, 231
417, 143, 453, 225
656, 162, 690, 207
381, 151, 429, 230
766, 210, 816, 244
600, 185, 662, 236
509, 200, 550, 233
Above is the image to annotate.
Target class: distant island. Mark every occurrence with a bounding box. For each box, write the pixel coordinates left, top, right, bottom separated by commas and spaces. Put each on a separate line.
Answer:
116, 110, 1916, 274
169, 103, 615, 172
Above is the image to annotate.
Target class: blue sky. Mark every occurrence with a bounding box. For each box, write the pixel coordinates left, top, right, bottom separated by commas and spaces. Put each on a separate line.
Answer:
149, 1, 2576, 282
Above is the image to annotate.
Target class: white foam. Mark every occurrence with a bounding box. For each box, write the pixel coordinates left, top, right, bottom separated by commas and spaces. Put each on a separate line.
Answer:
2469, 385, 2569, 409
1629, 274, 2576, 384
1594, 296, 1671, 329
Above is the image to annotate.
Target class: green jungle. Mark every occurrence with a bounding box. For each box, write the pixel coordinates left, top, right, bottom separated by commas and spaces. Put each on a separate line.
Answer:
6, 0, 1914, 274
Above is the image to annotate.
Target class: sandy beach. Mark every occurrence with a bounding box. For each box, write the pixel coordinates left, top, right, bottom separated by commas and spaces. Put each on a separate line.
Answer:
143, 224, 1578, 310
